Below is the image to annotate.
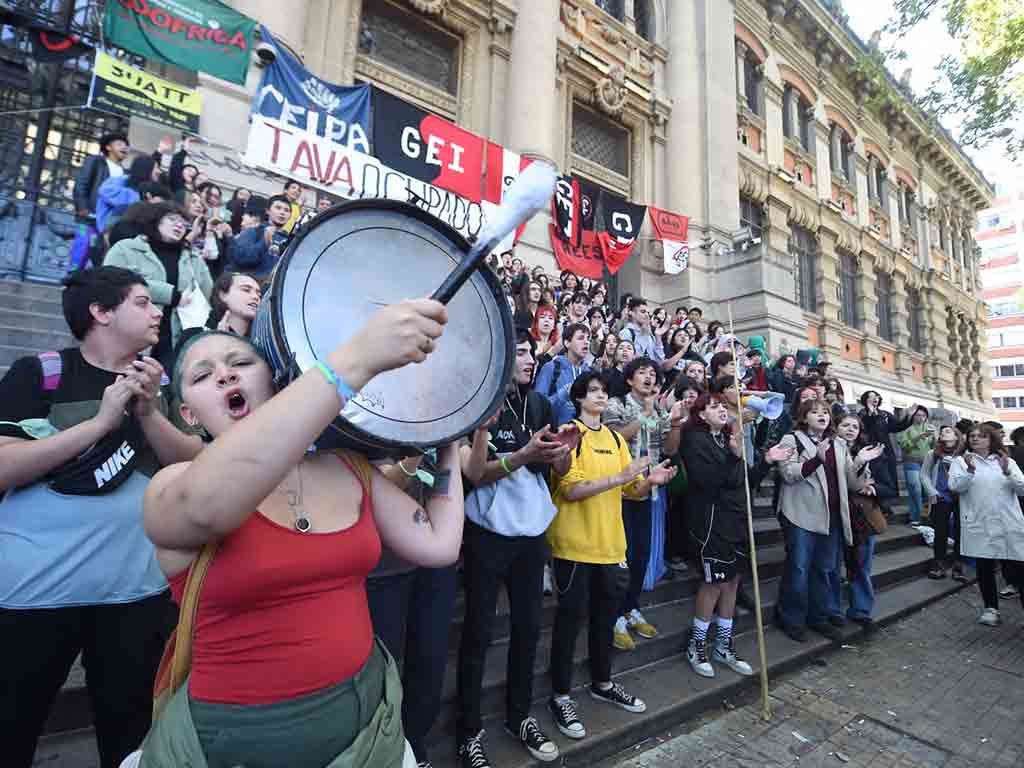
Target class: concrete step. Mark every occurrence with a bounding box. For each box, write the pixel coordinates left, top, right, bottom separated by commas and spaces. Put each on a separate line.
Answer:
0, 279, 64, 302
42, 521, 933, 738
0, 307, 70, 333
425, 574, 972, 768
0, 290, 64, 317
0, 323, 74, 351
423, 530, 937, 750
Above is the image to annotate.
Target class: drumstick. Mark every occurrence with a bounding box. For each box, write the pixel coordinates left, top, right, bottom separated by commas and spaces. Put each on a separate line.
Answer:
432, 161, 557, 304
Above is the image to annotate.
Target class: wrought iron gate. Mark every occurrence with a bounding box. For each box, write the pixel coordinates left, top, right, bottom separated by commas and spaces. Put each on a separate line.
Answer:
0, 0, 129, 283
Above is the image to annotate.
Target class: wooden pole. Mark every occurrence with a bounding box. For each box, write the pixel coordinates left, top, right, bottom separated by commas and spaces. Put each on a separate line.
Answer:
727, 303, 772, 721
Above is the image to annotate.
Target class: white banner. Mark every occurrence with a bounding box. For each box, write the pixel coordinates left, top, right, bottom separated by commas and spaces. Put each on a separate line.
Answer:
243, 116, 486, 240
663, 239, 689, 275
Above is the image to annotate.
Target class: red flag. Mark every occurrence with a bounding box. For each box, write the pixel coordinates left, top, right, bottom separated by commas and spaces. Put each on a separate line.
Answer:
596, 195, 646, 274
549, 225, 604, 279
648, 206, 689, 243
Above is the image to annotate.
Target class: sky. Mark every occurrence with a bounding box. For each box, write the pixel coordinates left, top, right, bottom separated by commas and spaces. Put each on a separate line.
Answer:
844, 0, 1007, 184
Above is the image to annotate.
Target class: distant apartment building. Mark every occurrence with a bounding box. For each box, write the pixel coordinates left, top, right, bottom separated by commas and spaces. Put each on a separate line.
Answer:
979, 167, 1024, 433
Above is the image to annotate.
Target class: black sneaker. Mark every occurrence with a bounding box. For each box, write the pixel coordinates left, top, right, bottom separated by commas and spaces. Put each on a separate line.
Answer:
457, 731, 492, 768
506, 716, 559, 762
548, 696, 586, 739
589, 682, 647, 713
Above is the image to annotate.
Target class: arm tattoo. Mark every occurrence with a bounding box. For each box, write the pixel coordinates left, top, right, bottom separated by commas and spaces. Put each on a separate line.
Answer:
413, 506, 431, 525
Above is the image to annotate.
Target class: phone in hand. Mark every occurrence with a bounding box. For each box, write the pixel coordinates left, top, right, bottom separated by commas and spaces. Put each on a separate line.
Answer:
552, 423, 582, 451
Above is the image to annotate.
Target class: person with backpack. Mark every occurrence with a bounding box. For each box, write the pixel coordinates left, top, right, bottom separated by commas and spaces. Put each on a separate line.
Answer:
534, 322, 591, 426
619, 297, 665, 364
454, 331, 570, 767
0, 267, 203, 768
545, 371, 676, 743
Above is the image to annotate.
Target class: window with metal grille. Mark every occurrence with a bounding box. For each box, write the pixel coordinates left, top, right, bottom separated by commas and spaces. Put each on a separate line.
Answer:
572, 104, 630, 177
739, 195, 763, 238
791, 225, 818, 312
875, 271, 893, 341
907, 287, 923, 352
839, 251, 860, 328
358, 1, 460, 94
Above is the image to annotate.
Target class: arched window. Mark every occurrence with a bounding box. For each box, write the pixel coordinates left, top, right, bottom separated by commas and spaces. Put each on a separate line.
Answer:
783, 84, 812, 152
867, 154, 888, 203
907, 287, 923, 352
839, 251, 860, 328
737, 43, 763, 116
828, 123, 854, 182
875, 271, 894, 341
791, 225, 818, 312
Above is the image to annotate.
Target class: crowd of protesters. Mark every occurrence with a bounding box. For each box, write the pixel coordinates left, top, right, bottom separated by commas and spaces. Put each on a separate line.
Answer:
2, 136, 1023, 768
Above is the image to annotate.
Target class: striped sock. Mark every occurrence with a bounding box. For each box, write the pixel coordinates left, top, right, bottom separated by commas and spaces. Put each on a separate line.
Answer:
692, 617, 710, 645
716, 617, 734, 650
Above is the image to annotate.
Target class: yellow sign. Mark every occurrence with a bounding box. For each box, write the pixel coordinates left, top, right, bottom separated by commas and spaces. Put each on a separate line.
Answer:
89, 51, 201, 132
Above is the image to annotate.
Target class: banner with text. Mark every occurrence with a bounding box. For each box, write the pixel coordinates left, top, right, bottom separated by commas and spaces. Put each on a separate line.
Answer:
88, 51, 201, 133
104, 0, 257, 85
253, 26, 371, 152
243, 116, 485, 240
372, 89, 485, 203
648, 206, 689, 275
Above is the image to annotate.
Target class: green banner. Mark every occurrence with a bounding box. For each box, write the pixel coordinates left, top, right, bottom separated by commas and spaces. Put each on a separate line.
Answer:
104, 0, 257, 85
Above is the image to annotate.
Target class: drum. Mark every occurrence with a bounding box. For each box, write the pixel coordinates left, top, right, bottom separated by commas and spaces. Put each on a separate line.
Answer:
251, 199, 514, 459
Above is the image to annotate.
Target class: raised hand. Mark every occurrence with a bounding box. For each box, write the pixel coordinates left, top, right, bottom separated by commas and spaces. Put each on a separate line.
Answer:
520, 425, 570, 464
619, 456, 652, 484
964, 453, 976, 474
94, 376, 134, 433
998, 451, 1010, 475
765, 444, 794, 464
341, 299, 448, 379
858, 443, 885, 464
647, 459, 677, 486
126, 356, 165, 417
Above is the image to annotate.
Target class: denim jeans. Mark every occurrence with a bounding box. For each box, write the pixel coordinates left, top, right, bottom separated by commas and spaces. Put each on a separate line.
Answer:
827, 537, 876, 620
904, 462, 924, 523
777, 519, 841, 629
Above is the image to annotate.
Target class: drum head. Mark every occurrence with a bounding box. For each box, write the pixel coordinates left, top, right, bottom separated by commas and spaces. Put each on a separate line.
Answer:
275, 200, 513, 451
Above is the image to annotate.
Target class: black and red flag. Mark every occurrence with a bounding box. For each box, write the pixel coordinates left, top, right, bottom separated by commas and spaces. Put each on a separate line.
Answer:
597, 194, 647, 274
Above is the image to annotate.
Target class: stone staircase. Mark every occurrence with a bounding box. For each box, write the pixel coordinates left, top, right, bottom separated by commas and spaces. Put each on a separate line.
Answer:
0, 279, 74, 378
37, 489, 968, 767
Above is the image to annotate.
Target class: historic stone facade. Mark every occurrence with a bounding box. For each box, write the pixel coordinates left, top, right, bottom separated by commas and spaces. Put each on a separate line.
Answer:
195, 0, 991, 419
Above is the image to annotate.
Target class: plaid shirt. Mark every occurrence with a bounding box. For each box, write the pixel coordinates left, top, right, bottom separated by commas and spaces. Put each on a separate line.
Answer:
603, 391, 672, 462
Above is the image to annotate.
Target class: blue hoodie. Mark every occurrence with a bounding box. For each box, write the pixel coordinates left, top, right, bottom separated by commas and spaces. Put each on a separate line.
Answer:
533, 354, 590, 426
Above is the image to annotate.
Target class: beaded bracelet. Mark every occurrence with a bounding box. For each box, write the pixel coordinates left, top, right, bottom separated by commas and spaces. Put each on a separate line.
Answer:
314, 360, 358, 400
500, 457, 513, 475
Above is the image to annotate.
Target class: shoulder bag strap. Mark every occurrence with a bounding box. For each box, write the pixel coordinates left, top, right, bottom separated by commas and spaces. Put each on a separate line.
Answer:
168, 540, 219, 694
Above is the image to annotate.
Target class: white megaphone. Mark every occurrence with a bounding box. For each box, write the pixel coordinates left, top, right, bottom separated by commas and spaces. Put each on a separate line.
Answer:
742, 392, 785, 420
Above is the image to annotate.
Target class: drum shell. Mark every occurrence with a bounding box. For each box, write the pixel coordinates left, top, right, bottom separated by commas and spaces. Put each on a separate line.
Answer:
251, 199, 514, 460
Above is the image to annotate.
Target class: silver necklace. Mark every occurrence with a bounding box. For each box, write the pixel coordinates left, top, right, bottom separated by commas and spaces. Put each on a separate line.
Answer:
282, 462, 312, 533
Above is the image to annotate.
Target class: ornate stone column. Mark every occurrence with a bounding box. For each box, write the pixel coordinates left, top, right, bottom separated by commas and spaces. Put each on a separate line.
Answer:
888, 185, 902, 251
763, 80, 785, 169
854, 153, 870, 227
829, 124, 842, 175
486, 16, 513, 143
814, 120, 831, 201
506, 0, 559, 162
735, 40, 748, 102
305, 0, 357, 82
866, 155, 878, 201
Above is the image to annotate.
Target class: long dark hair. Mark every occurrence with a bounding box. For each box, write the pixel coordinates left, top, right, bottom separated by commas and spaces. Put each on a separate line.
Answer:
125, 155, 158, 191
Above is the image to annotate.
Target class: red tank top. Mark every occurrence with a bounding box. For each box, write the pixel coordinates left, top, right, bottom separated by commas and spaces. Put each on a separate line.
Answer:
169, 456, 381, 704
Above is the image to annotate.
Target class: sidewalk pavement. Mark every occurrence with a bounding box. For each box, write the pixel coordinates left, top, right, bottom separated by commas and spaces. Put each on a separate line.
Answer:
608, 585, 1024, 768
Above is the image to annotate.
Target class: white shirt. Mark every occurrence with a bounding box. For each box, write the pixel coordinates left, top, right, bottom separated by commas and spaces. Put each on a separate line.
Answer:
106, 158, 125, 178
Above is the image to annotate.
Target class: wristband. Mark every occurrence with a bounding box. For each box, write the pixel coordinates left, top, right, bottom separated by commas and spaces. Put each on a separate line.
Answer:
314, 360, 358, 400
500, 457, 513, 475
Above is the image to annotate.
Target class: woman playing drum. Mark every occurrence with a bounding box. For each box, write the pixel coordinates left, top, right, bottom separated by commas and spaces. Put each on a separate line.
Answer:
137, 298, 462, 768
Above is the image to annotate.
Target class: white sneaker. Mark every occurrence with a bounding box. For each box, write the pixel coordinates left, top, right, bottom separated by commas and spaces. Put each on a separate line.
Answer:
543, 564, 553, 596
978, 608, 1001, 627
999, 584, 1019, 598
686, 638, 715, 678
712, 642, 754, 676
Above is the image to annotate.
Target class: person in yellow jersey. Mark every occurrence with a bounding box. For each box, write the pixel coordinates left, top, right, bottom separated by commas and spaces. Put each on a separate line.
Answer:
545, 370, 676, 742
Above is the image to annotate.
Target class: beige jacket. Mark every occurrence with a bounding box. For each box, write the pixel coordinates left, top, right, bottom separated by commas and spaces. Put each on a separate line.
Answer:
777, 432, 870, 545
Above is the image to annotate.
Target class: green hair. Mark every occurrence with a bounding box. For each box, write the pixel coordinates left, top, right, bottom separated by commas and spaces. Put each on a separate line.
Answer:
171, 329, 268, 403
